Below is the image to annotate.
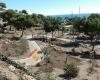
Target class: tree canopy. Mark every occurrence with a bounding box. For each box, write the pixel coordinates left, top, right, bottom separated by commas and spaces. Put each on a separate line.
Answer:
0, 2, 6, 8
0, 9, 16, 25
67, 14, 100, 35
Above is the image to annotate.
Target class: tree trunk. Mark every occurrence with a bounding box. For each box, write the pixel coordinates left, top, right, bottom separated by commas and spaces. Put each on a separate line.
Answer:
54, 31, 56, 37
14, 29, 16, 33
90, 35, 95, 51
72, 29, 76, 54
52, 31, 53, 38
9, 25, 12, 31
90, 35, 96, 71
62, 30, 63, 36
45, 32, 47, 42
20, 29, 24, 38
58, 30, 59, 37
32, 33, 33, 39
31, 29, 33, 38
92, 41, 95, 51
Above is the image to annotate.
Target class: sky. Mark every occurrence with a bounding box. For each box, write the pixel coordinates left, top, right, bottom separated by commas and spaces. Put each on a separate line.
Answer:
1, 0, 100, 15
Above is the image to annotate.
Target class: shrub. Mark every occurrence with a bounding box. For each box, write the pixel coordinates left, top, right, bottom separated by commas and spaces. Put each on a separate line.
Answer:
64, 62, 79, 79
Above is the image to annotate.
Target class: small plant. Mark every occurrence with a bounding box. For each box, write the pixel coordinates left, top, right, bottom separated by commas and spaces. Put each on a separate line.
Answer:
64, 62, 79, 79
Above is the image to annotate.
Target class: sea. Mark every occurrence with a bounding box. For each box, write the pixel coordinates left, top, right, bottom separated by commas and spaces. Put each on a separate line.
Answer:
51, 13, 91, 20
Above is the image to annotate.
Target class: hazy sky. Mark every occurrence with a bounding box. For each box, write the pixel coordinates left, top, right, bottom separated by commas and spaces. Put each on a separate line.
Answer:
1, 0, 100, 15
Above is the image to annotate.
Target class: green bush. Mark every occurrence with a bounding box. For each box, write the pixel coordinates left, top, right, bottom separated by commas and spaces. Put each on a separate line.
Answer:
64, 62, 79, 79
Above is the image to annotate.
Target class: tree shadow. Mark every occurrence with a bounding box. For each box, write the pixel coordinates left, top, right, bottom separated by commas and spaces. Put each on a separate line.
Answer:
76, 36, 91, 40
66, 51, 100, 60
66, 51, 81, 56
56, 41, 80, 48
27, 37, 44, 41
27, 37, 57, 42
10, 36, 20, 41
59, 73, 75, 80
59, 74, 67, 79
76, 36, 100, 45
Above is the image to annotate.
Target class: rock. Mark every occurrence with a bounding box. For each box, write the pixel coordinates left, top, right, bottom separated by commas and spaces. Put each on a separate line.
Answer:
23, 74, 36, 80
8, 65, 15, 72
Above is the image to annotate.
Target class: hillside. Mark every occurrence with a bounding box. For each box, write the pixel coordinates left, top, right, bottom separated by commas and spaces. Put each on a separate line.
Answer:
0, 60, 36, 80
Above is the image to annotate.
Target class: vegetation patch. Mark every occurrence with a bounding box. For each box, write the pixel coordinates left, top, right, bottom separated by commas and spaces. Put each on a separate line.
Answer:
0, 38, 29, 57
63, 62, 79, 79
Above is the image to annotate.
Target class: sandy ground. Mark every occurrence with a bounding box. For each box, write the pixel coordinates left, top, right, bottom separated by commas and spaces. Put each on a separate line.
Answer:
73, 60, 100, 80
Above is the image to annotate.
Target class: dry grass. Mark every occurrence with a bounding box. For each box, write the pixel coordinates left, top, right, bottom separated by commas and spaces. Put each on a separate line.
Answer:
0, 38, 29, 57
